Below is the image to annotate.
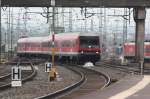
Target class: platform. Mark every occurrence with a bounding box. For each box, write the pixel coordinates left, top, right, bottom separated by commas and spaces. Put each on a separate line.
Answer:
75, 74, 150, 99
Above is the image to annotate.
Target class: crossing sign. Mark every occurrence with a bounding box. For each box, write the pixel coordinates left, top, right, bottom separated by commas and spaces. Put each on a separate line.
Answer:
45, 62, 52, 72
11, 66, 22, 87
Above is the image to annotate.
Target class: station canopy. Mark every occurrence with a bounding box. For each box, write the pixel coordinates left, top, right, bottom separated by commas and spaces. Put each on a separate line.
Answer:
2, 0, 150, 7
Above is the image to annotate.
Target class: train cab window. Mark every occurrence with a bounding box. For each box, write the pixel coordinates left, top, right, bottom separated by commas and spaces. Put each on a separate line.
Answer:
80, 36, 100, 48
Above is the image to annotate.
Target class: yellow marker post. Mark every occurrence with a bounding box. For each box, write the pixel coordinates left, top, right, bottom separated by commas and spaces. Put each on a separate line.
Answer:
52, 47, 55, 67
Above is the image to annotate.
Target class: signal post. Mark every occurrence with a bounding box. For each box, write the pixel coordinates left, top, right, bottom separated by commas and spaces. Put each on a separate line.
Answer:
49, 32, 57, 81
49, 0, 57, 81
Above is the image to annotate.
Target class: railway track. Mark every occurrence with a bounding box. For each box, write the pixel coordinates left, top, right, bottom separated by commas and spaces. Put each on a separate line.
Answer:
96, 60, 150, 74
96, 61, 139, 74
0, 73, 11, 90
36, 64, 110, 99
0, 61, 37, 90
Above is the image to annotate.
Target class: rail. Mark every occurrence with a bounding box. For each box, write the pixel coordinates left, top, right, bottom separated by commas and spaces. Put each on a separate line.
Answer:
35, 65, 85, 99
35, 64, 111, 99
0, 61, 37, 90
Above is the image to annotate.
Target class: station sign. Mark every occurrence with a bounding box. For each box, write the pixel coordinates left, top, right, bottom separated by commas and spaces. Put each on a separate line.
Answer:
3, 0, 150, 7
11, 81, 22, 87
45, 62, 52, 72
11, 66, 22, 87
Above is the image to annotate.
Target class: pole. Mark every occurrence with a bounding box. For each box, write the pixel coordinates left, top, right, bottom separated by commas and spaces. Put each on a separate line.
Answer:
61, 8, 65, 31
17, 9, 21, 41
49, 0, 56, 81
123, 8, 126, 57
103, 8, 107, 58
99, 8, 103, 58
24, 8, 28, 35
69, 8, 72, 32
10, 8, 13, 58
52, 6, 55, 68
91, 19, 93, 31
8, 7, 11, 59
52, 32, 55, 67
48, 8, 51, 34
0, 0, 1, 63
122, 8, 128, 64
133, 7, 146, 74
140, 61, 144, 75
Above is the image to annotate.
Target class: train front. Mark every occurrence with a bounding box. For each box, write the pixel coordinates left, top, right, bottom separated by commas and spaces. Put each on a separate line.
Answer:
78, 34, 101, 64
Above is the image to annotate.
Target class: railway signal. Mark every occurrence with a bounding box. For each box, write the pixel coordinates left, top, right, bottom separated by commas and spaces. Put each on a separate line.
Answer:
48, 0, 57, 81
11, 66, 22, 87
45, 62, 52, 72
49, 32, 57, 81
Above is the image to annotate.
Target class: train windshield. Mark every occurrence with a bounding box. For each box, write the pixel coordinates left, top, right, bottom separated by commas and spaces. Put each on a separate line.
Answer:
80, 36, 100, 48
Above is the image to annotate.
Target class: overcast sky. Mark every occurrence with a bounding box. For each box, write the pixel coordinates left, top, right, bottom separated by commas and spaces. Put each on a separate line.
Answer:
1, 7, 150, 41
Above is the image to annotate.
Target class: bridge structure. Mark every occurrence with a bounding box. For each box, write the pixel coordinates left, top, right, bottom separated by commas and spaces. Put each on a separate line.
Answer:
0, 0, 149, 72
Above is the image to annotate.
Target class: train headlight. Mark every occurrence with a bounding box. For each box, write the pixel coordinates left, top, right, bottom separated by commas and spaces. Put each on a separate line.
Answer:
81, 51, 84, 54
119, 55, 124, 60
96, 51, 99, 54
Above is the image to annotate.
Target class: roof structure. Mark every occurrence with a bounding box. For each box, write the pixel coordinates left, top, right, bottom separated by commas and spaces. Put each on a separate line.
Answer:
2, 0, 150, 7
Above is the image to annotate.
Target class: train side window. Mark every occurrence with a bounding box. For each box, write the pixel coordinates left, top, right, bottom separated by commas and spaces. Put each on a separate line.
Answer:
71, 41, 76, 47
66, 40, 75, 47
42, 42, 48, 47
26, 43, 29, 47
61, 40, 70, 47
22, 43, 25, 48
61, 41, 64, 47
17, 43, 20, 47
31, 43, 34, 47
49, 41, 57, 47
61, 42, 64, 47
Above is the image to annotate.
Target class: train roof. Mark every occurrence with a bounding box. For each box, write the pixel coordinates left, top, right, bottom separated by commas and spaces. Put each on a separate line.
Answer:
57, 32, 99, 36
18, 36, 49, 43
125, 42, 150, 45
18, 32, 100, 43
56, 32, 99, 40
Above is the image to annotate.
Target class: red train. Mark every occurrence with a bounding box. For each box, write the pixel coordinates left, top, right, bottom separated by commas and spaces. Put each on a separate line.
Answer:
124, 42, 150, 60
17, 32, 101, 64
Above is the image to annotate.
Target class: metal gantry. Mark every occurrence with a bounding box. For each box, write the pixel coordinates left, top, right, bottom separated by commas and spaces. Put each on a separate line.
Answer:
68, 8, 72, 32
0, 0, 1, 63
